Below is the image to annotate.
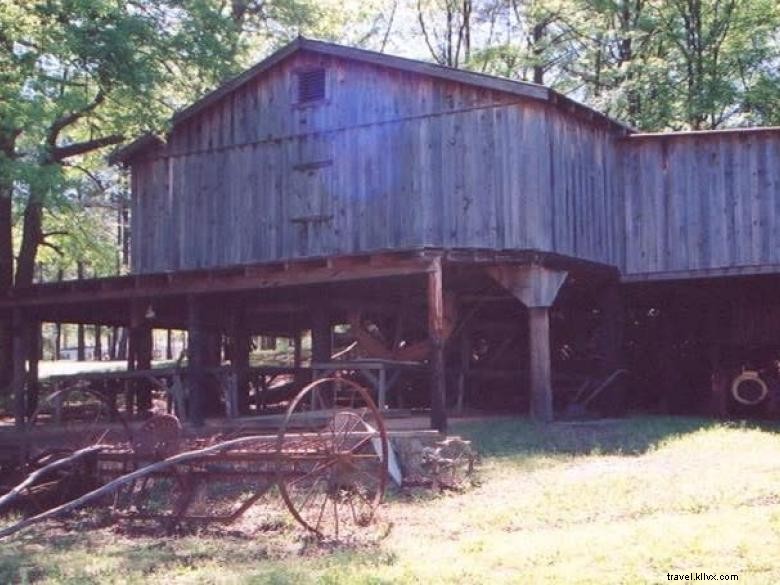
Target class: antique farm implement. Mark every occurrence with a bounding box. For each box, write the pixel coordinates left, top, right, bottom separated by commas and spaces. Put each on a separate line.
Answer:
0, 378, 389, 540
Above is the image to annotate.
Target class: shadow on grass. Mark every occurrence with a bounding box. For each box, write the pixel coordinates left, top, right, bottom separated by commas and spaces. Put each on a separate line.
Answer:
451, 415, 780, 460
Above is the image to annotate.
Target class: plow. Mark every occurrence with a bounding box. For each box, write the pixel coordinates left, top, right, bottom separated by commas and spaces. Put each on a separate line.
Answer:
0, 377, 391, 540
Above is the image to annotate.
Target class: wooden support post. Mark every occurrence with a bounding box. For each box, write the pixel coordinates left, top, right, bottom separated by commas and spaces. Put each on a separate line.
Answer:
230, 309, 251, 415
428, 257, 447, 433
528, 307, 553, 422
293, 333, 302, 368
292, 331, 305, 390
187, 295, 206, 426
130, 300, 153, 416
12, 309, 27, 428
456, 326, 471, 414
125, 305, 138, 416
203, 331, 223, 415
136, 329, 153, 414
94, 324, 102, 361
486, 264, 567, 423
26, 321, 40, 417
311, 306, 332, 363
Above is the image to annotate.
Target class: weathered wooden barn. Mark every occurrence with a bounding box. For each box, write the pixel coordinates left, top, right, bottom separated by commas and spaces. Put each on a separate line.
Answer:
4, 37, 780, 430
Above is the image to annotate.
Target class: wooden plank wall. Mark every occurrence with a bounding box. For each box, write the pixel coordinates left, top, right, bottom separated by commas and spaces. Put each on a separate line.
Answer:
622, 132, 780, 276
131, 51, 625, 273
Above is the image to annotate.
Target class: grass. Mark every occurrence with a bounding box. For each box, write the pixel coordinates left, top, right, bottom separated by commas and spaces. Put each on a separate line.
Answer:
2, 416, 780, 584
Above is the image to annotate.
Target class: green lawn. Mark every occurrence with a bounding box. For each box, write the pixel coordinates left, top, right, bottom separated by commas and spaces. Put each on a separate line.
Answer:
2, 416, 780, 584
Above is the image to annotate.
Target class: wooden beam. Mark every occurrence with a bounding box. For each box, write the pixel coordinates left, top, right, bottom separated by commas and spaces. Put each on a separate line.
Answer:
12, 309, 27, 428
428, 257, 447, 433
230, 308, 251, 415
26, 320, 40, 417
2, 254, 437, 309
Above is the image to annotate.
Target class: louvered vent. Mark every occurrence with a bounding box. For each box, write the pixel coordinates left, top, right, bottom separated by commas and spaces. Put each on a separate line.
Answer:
297, 68, 326, 104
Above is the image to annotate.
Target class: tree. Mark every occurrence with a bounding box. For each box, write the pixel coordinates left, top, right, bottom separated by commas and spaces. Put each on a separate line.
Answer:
561, 0, 780, 130
0, 0, 241, 391
656, 0, 780, 129
417, 0, 473, 67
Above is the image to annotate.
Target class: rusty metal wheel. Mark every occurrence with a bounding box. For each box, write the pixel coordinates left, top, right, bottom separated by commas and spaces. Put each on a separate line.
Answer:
276, 377, 389, 539
114, 413, 187, 527
27, 385, 132, 452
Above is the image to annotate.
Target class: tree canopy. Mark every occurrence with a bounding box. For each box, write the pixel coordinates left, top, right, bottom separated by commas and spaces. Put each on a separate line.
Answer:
2, 0, 779, 292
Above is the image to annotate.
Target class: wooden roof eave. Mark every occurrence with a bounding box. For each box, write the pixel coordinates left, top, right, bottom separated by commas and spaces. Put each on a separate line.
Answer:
0, 248, 619, 319
107, 134, 167, 166
621, 126, 780, 142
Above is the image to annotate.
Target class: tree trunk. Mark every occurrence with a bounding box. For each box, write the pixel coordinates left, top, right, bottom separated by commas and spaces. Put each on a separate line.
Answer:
0, 176, 13, 391
15, 187, 44, 288
532, 22, 546, 85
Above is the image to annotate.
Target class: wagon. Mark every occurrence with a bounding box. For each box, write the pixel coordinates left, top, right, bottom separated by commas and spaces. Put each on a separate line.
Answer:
4, 377, 389, 540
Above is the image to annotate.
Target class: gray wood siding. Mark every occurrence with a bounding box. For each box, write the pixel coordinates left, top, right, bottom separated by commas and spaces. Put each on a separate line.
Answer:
131, 53, 624, 273
167, 51, 519, 155
622, 133, 780, 276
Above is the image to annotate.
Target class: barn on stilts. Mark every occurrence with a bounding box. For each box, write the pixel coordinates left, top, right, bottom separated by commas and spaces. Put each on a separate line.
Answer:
4, 37, 780, 433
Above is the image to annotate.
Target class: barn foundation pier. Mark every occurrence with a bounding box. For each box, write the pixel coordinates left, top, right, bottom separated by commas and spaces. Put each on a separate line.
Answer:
228, 307, 251, 416
428, 257, 447, 433
485, 265, 568, 422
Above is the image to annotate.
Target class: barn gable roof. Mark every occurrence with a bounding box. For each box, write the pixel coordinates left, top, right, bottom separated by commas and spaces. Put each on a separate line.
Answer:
110, 36, 633, 165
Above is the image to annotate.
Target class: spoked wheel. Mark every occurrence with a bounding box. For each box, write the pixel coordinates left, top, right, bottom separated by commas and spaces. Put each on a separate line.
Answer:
20, 386, 130, 513
27, 385, 132, 452
276, 377, 389, 539
114, 464, 194, 532
26, 385, 131, 480
113, 414, 192, 530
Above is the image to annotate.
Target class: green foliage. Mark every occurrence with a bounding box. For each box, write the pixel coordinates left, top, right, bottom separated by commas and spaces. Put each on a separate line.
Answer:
1, 0, 244, 284
418, 0, 780, 131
